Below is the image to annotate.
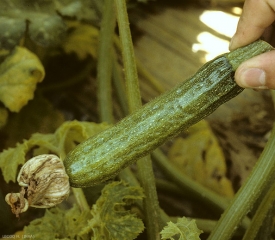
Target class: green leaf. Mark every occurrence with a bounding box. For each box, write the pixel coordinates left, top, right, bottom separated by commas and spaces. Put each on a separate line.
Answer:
58, 1, 98, 22
0, 120, 109, 183
0, 142, 29, 184
85, 181, 145, 240
28, 14, 67, 47
0, 17, 25, 49
0, 1, 69, 48
24, 205, 91, 240
0, 0, 99, 49
161, 217, 202, 240
24, 182, 144, 240
0, 47, 45, 112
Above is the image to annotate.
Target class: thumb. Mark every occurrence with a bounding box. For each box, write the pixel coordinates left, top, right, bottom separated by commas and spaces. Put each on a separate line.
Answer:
234, 50, 275, 89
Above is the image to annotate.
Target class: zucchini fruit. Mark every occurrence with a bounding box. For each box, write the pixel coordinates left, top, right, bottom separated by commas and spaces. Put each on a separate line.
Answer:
64, 40, 274, 187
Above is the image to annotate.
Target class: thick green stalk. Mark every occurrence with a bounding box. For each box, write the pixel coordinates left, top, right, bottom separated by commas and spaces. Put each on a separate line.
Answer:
112, 49, 171, 229
96, 1, 143, 209
242, 91, 275, 240
72, 188, 90, 212
98, 0, 140, 190
114, 35, 166, 95
97, 0, 116, 123
112, 57, 129, 115
169, 216, 244, 236
136, 158, 161, 240
152, 149, 252, 231
113, 7, 141, 110
193, 219, 222, 234
208, 123, 275, 240
242, 182, 275, 240
152, 149, 231, 213
70, 0, 117, 215
255, 201, 275, 240
155, 178, 188, 197
115, 0, 161, 239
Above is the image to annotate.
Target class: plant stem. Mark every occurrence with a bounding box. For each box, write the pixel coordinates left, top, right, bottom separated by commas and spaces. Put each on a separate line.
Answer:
113, 49, 171, 229
97, 0, 145, 213
97, 0, 116, 123
72, 188, 90, 212
152, 149, 230, 213
208, 123, 275, 240
242, 182, 275, 240
193, 218, 222, 234
112, 10, 141, 109
155, 178, 188, 197
255, 201, 275, 240
70, 0, 117, 214
112, 57, 129, 115
115, 1, 161, 239
114, 35, 166, 95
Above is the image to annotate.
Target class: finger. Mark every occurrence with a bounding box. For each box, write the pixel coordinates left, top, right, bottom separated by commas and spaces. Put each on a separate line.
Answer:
230, 0, 275, 50
234, 50, 275, 89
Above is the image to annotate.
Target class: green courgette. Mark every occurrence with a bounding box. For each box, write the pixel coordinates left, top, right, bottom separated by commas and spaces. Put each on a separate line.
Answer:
64, 40, 274, 187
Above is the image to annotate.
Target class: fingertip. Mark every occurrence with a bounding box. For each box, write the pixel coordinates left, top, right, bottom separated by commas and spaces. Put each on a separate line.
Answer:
234, 50, 275, 90
229, 0, 275, 51
229, 36, 236, 51
235, 67, 267, 89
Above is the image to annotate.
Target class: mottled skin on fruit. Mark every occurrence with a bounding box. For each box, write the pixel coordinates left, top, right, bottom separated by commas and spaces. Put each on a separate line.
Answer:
64, 40, 273, 188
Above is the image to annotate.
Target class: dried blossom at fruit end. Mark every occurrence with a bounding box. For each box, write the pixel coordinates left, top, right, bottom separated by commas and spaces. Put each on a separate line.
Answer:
5, 154, 70, 217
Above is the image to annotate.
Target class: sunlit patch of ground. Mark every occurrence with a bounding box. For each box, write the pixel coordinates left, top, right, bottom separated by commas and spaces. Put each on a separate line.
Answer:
192, 7, 242, 62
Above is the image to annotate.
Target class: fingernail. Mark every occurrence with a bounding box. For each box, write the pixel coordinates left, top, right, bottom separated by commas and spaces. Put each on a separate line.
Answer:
238, 68, 267, 89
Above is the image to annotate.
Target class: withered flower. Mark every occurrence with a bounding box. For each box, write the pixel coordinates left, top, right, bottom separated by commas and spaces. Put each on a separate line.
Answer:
5, 154, 70, 217
5, 191, 28, 218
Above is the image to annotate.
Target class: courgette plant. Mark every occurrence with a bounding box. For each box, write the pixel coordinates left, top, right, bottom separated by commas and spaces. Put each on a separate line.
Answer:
1, 0, 275, 240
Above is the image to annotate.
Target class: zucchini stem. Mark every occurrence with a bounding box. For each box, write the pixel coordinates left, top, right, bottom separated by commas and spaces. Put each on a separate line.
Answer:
71, 188, 90, 212
112, 57, 129, 116
152, 149, 230, 212
208, 41, 275, 240
97, 0, 116, 123
208, 122, 275, 239
115, 0, 161, 239
242, 181, 275, 240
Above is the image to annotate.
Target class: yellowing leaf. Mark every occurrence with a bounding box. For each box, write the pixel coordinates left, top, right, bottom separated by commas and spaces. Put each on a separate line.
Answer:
83, 181, 145, 240
63, 23, 99, 60
0, 120, 109, 183
168, 120, 234, 198
161, 217, 202, 240
0, 47, 45, 112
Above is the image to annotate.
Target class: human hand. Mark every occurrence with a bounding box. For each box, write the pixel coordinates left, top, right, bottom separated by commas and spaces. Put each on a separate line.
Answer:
229, 0, 275, 89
